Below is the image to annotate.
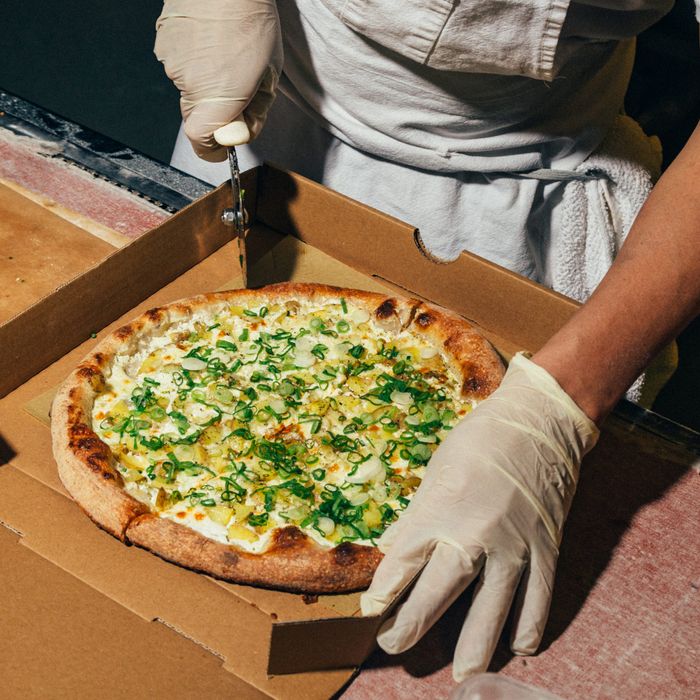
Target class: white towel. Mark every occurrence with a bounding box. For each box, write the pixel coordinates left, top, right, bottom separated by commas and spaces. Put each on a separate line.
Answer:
553, 114, 662, 302
553, 114, 664, 402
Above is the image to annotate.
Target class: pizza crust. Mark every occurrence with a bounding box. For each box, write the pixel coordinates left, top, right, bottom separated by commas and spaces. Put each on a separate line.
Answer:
51, 361, 150, 539
126, 515, 383, 594
408, 302, 504, 399
51, 282, 504, 593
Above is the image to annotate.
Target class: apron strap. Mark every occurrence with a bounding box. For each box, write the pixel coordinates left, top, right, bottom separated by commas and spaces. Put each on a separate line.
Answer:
513, 167, 612, 182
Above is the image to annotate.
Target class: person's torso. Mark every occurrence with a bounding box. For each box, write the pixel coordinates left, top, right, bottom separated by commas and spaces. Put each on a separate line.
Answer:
278, 0, 672, 172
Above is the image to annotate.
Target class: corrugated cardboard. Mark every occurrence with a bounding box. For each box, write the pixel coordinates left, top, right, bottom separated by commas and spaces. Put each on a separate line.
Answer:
0, 164, 589, 698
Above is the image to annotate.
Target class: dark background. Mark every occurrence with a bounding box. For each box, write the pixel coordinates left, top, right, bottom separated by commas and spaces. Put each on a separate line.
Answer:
0, 0, 180, 163
0, 0, 698, 429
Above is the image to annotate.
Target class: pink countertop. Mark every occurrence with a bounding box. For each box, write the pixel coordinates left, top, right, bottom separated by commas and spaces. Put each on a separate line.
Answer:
0, 128, 168, 237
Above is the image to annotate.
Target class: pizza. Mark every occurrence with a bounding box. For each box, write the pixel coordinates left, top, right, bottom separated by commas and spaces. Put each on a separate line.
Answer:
51, 283, 504, 593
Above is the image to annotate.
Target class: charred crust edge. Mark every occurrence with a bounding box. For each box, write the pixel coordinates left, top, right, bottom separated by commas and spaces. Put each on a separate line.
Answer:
144, 307, 165, 323
113, 324, 134, 341
375, 299, 397, 319
415, 311, 436, 328
270, 525, 309, 549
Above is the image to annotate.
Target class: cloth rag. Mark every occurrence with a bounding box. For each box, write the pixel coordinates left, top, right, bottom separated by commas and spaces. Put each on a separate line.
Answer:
552, 114, 672, 403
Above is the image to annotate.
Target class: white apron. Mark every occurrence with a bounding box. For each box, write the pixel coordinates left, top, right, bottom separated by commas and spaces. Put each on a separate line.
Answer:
173, 0, 666, 285
171, 0, 679, 403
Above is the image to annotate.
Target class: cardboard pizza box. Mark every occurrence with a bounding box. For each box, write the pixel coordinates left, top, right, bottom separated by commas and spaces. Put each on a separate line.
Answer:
1, 165, 690, 699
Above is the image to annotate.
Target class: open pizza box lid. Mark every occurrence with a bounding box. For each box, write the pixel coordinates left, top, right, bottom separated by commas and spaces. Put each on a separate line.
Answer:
3, 165, 688, 699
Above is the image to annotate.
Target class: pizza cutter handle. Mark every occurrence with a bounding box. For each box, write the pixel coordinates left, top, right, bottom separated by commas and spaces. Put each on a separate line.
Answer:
215, 116, 249, 231
215, 117, 250, 288
213, 117, 251, 147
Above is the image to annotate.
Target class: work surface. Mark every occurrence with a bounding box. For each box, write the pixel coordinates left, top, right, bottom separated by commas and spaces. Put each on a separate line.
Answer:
1, 115, 698, 700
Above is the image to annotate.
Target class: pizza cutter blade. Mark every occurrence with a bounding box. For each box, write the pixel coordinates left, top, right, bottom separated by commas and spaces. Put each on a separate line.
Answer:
214, 119, 250, 288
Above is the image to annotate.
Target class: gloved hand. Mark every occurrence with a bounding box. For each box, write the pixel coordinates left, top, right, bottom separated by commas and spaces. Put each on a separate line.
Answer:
154, 0, 283, 161
360, 353, 599, 681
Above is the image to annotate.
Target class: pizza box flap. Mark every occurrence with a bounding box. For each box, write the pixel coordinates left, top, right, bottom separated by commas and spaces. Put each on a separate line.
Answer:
0, 465, 355, 698
0, 182, 118, 325
0, 176, 245, 399
0, 524, 271, 700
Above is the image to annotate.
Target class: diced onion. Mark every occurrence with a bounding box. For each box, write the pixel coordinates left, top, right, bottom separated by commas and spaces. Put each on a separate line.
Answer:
346, 457, 385, 484
390, 390, 412, 406
423, 405, 440, 423
213, 386, 234, 404
351, 308, 370, 323
317, 516, 336, 536
330, 341, 352, 359
294, 351, 316, 368
348, 491, 370, 506
368, 485, 389, 504
412, 444, 433, 461
296, 335, 316, 351
269, 398, 287, 415
420, 346, 439, 359
283, 507, 307, 522
188, 403, 215, 424
279, 381, 295, 396
181, 356, 207, 371
174, 444, 195, 461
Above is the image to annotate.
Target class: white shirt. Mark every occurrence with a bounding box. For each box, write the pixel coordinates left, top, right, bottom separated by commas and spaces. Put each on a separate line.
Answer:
278, 0, 673, 173
172, 0, 676, 279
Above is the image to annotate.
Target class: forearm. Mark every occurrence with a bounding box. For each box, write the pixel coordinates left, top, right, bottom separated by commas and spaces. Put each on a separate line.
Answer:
534, 121, 700, 424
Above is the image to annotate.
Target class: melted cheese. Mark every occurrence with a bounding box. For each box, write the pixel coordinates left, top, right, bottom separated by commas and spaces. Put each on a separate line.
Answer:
92, 297, 474, 553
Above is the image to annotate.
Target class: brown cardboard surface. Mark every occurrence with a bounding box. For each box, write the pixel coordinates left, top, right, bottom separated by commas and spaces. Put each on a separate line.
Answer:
0, 165, 626, 696
268, 618, 381, 676
0, 464, 355, 698
0, 182, 117, 324
247, 234, 391, 293
0, 525, 269, 700
23, 386, 54, 426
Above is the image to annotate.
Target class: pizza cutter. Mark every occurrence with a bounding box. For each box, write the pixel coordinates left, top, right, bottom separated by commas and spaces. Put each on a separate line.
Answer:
214, 118, 250, 287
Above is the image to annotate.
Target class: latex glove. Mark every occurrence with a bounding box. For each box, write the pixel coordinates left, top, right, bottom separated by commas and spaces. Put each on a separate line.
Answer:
154, 0, 283, 161
361, 353, 599, 681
